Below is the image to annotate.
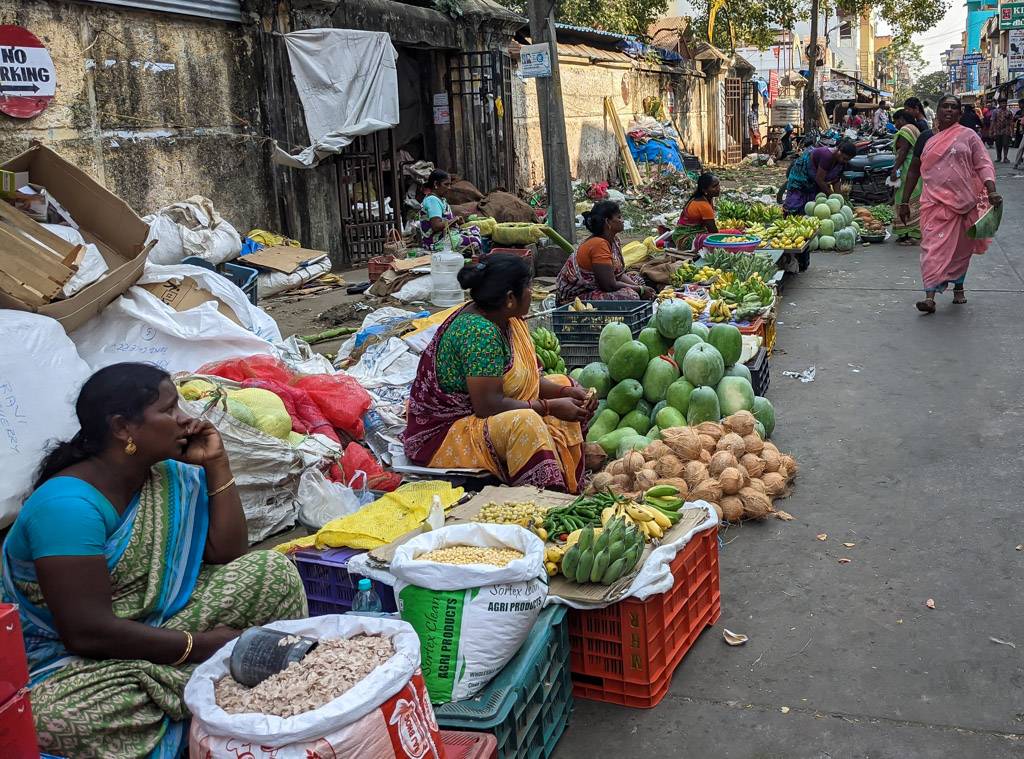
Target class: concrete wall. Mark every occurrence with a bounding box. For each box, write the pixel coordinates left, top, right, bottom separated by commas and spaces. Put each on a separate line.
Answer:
513, 60, 701, 188
0, 1, 273, 233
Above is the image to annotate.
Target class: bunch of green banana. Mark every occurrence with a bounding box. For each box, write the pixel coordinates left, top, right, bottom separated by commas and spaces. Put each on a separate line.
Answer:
531, 327, 566, 374
560, 517, 645, 585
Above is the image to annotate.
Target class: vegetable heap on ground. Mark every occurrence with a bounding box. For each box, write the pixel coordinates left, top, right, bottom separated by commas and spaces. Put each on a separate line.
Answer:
803, 193, 859, 252
853, 206, 888, 235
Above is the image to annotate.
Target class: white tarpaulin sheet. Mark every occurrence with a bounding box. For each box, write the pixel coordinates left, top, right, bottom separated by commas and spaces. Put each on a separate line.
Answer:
274, 29, 399, 169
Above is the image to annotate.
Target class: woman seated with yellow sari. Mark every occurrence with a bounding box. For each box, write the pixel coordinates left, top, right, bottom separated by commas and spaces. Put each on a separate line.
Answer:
404, 254, 596, 493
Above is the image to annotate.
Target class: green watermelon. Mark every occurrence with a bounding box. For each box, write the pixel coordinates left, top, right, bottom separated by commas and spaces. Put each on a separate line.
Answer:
752, 396, 775, 437
829, 212, 846, 231
813, 203, 832, 219
819, 235, 836, 250
650, 400, 667, 424
595, 399, 607, 416
597, 427, 638, 456
818, 218, 834, 236
655, 405, 686, 430
635, 399, 653, 418
754, 421, 766, 438
682, 343, 725, 387
569, 367, 583, 381
803, 200, 817, 216
654, 299, 693, 339
665, 378, 695, 414
725, 363, 751, 382
836, 228, 856, 251
690, 322, 710, 340
816, 193, 827, 202
686, 386, 721, 426
826, 197, 842, 214
637, 327, 671, 361
619, 409, 652, 435
672, 334, 703, 366
608, 340, 649, 382
828, 193, 845, 203
606, 379, 643, 415
598, 322, 633, 364
707, 324, 742, 366
641, 355, 680, 403
585, 408, 620, 443
716, 376, 755, 415
616, 434, 650, 458
577, 362, 612, 398
648, 425, 661, 440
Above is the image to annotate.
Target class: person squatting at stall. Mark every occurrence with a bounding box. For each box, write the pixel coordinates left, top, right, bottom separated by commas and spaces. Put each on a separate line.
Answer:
1, 363, 307, 758
780, 140, 858, 215
418, 169, 483, 253
405, 254, 597, 493
672, 172, 722, 252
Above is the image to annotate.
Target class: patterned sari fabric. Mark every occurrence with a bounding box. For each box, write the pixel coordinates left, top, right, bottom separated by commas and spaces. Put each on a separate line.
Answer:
782, 147, 843, 214
404, 307, 585, 492
892, 124, 922, 241
918, 124, 995, 292
554, 238, 644, 305
417, 193, 482, 253
1, 461, 307, 759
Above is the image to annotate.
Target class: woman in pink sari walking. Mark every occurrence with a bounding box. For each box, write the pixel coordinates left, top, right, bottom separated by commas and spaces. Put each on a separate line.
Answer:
899, 95, 1003, 313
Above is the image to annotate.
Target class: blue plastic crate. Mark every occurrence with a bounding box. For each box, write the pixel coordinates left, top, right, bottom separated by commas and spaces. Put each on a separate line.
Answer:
434, 606, 572, 759
292, 547, 398, 614
221, 262, 259, 306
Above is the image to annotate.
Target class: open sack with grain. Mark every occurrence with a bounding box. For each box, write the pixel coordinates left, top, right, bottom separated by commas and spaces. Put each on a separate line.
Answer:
592, 411, 798, 523
390, 523, 548, 703
185, 615, 443, 758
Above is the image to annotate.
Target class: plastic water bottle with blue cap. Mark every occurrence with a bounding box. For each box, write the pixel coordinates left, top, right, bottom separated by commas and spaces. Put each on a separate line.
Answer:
351, 578, 383, 614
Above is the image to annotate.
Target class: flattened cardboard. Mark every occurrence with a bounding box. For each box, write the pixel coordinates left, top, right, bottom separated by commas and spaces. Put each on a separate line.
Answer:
241, 245, 328, 274
0, 143, 151, 332
390, 254, 432, 272
141, 277, 242, 327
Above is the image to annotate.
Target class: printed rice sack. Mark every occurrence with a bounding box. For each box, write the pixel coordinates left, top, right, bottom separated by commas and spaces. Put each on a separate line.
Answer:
185, 616, 442, 758
391, 523, 547, 703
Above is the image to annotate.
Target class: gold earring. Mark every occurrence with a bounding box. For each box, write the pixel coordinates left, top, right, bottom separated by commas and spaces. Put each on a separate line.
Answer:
125, 438, 137, 456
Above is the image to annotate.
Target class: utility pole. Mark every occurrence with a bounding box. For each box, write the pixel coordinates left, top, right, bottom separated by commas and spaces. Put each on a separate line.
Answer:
527, 0, 576, 244
803, 0, 820, 130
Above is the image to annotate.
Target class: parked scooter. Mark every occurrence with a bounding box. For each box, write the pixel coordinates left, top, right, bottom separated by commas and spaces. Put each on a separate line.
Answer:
844, 151, 896, 204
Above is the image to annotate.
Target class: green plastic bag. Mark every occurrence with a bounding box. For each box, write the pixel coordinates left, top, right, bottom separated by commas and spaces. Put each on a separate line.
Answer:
968, 203, 1002, 239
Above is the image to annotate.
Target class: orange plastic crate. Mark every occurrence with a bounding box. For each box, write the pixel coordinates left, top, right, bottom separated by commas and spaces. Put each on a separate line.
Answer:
737, 314, 776, 356
568, 526, 721, 708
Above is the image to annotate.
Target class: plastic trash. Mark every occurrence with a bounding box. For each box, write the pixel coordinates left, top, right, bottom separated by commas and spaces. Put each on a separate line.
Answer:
352, 578, 383, 613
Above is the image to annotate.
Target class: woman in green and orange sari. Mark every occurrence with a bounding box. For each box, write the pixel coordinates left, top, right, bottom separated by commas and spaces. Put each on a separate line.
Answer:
404, 254, 596, 493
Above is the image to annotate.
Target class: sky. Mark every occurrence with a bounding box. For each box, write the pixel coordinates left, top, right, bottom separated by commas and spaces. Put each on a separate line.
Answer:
878, 0, 968, 74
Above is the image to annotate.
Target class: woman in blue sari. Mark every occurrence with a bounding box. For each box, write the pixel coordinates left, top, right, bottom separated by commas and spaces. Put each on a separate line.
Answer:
1, 363, 306, 758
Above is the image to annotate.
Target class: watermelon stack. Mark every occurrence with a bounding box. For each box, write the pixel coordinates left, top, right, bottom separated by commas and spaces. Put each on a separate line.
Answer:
803, 193, 860, 253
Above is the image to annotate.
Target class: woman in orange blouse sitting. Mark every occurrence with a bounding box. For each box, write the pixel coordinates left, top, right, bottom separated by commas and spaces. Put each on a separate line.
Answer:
554, 201, 654, 305
671, 172, 721, 251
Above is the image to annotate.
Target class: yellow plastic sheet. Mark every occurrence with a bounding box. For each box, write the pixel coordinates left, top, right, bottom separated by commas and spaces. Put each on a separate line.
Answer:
247, 229, 300, 248
274, 480, 464, 553
407, 305, 463, 338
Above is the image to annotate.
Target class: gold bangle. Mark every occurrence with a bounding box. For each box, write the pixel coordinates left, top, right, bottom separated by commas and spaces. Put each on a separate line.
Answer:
208, 477, 235, 498
171, 631, 193, 666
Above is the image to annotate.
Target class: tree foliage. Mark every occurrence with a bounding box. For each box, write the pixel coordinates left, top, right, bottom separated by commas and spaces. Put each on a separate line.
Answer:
913, 71, 950, 105
498, 0, 671, 37
876, 38, 925, 103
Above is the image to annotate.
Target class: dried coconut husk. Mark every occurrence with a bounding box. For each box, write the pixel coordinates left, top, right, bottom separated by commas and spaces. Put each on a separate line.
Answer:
590, 471, 615, 492
654, 454, 685, 479
698, 434, 717, 452
635, 468, 659, 492
740, 453, 765, 478
722, 410, 756, 436
661, 427, 703, 460
761, 472, 787, 497
719, 467, 744, 495
683, 461, 709, 489
716, 432, 746, 458
742, 433, 764, 454
644, 440, 671, 461
691, 478, 722, 503
780, 454, 799, 481
721, 496, 744, 523
696, 421, 724, 440
747, 478, 767, 495
709, 501, 724, 520
607, 459, 626, 477
776, 464, 789, 482
761, 448, 781, 473
585, 444, 607, 473
610, 474, 632, 491
700, 449, 712, 464
738, 486, 773, 519
622, 450, 646, 475
761, 441, 780, 457
655, 477, 689, 497
708, 450, 738, 477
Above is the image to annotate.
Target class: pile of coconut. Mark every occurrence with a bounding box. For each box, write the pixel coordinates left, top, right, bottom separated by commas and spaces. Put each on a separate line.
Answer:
588, 411, 797, 523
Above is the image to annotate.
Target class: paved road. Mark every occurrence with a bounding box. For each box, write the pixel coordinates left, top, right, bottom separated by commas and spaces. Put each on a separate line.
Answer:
555, 159, 1024, 758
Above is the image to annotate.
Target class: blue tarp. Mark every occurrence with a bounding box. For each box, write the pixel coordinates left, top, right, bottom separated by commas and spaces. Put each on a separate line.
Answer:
626, 135, 684, 171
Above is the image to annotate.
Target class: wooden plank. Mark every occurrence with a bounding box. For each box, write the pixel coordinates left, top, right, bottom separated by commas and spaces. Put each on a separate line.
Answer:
0, 224, 73, 287
61, 244, 85, 270
0, 247, 65, 300
0, 268, 47, 307
0, 199, 79, 260
604, 97, 642, 187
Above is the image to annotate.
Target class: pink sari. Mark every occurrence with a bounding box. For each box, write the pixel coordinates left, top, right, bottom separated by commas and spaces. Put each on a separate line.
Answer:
918, 124, 995, 291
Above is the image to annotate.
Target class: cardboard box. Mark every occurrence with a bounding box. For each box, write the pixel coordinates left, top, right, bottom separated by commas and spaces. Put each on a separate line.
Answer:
0, 143, 152, 333
0, 170, 29, 198
0, 605, 28, 707
0, 689, 36, 759
141, 277, 242, 327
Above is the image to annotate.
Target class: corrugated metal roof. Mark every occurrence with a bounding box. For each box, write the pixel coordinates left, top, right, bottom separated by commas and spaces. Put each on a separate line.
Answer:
86, 0, 242, 23
554, 22, 632, 41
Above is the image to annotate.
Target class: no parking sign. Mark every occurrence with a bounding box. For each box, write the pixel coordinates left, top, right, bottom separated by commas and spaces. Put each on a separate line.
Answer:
0, 25, 55, 119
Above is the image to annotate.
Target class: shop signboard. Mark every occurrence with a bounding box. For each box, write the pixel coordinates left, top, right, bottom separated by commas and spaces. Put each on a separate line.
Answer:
519, 44, 552, 78
1000, 0, 1024, 29
1010, 29, 1024, 72
821, 78, 855, 101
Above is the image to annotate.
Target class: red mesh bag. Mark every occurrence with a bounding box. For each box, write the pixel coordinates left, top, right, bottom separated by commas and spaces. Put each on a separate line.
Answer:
340, 442, 402, 492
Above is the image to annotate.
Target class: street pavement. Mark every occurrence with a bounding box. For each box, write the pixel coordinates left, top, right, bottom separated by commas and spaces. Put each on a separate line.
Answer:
555, 158, 1024, 758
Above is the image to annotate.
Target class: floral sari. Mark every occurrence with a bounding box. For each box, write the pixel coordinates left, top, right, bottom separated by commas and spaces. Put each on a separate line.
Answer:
919, 124, 995, 292
418, 194, 482, 253
554, 238, 644, 305
1, 460, 306, 758
404, 307, 585, 492
892, 124, 922, 241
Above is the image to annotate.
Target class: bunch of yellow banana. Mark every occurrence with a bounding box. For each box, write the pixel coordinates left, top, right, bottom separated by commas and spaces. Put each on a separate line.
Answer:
657, 286, 677, 302
600, 500, 671, 541
683, 296, 707, 319
569, 297, 596, 312
709, 299, 736, 323
544, 545, 565, 576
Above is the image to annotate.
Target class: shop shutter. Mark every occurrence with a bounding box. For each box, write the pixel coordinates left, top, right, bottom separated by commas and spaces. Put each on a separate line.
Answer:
83, 0, 242, 23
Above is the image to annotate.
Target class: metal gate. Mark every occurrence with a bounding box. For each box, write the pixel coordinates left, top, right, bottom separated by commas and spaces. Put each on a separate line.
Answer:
447, 51, 515, 192
335, 132, 401, 264
724, 77, 744, 164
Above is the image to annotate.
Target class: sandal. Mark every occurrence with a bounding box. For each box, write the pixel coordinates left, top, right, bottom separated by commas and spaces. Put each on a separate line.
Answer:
953, 287, 967, 305
916, 298, 936, 314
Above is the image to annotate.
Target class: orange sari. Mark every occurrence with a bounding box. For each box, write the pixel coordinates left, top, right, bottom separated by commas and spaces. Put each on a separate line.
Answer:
404, 310, 585, 493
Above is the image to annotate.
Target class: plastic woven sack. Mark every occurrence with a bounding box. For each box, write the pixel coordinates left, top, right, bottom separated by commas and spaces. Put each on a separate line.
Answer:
968, 202, 1002, 239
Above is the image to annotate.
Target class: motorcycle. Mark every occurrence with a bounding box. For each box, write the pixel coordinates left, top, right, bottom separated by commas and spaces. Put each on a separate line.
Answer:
843, 151, 896, 204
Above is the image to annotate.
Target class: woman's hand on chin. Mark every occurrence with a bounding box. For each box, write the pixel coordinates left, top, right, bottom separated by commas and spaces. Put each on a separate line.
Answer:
176, 419, 228, 467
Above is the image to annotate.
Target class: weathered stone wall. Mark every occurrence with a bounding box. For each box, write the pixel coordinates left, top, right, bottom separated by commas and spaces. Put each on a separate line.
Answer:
0, 1, 274, 232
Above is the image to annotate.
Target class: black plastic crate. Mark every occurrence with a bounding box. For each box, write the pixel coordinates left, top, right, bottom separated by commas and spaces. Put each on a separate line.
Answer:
552, 300, 652, 369
746, 347, 770, 397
